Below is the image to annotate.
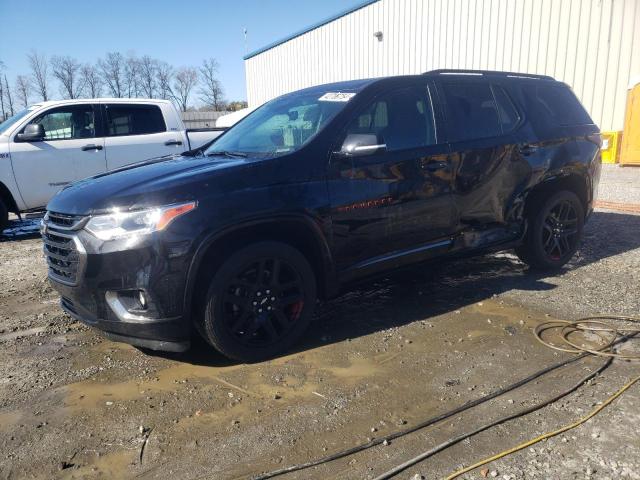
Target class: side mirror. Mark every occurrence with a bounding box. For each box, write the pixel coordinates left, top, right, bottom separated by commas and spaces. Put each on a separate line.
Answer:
337, 133, 386, 157
16, 123, 45, 142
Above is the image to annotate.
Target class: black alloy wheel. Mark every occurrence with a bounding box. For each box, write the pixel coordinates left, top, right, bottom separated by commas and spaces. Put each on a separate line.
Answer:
541, 199, 580, 261
516, 190, 585, 270
222, 257, 306, 347
199, 242, 317, 362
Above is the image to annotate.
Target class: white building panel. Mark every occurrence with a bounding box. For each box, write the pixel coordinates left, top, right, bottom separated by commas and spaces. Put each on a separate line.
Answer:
245, 0, 640, 131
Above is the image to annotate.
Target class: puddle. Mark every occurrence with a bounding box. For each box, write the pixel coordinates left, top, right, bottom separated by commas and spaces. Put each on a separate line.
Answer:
59, 449, 136, 480
63, 360, 249, 410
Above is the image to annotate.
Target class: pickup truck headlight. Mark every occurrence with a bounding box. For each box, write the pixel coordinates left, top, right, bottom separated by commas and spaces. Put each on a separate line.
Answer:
85, 202, 197, 241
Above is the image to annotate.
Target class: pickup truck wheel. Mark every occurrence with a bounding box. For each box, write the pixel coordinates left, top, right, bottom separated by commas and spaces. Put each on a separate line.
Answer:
198, 241, 317, 362
516, 190, 584, 270
0, 199, 8, 233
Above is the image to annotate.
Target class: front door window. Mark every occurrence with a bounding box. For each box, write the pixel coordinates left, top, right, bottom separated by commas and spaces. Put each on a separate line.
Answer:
30, 106, 96, 140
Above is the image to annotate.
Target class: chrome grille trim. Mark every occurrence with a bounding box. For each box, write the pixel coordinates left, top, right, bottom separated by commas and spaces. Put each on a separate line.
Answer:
41, 213, 87, 286
44, 212, 89, 231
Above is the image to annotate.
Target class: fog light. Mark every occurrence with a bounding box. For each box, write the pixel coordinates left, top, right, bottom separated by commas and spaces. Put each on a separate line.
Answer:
138, 290, 148, 309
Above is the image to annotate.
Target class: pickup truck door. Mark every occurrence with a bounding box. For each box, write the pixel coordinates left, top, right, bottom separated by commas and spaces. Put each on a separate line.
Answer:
101, 103, 185, 170
329, 84, 457, 274
9, 104, 106, 209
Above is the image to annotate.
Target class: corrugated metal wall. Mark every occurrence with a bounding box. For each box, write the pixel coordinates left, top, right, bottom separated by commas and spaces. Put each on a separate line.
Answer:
245, 0, 640, 131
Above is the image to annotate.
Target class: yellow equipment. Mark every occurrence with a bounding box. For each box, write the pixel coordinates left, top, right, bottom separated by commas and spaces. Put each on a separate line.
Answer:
601, 131, 621, 164
620, 78, 640, 166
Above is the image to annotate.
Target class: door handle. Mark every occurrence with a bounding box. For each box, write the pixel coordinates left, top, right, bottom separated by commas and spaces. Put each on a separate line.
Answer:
518, 144, 538, 156
164, 140, 183, 146
422, 160, 448, 172
81, 144, 103, 151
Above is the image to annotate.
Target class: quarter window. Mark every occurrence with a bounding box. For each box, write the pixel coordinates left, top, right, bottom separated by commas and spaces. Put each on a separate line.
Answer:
30, 105, 95, 140
442, 83, 501, 142
344, 87, 437, 151
528, 84, 592, 126
105, 105, 166, 136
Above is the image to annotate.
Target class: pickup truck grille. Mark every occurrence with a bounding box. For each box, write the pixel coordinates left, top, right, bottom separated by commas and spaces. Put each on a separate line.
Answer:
41, 212, 87, 285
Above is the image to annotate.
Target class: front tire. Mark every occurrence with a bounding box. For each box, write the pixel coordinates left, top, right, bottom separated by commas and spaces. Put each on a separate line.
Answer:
197, 242, 317, 362
516, 190, 585, 270
0, 199, 8, 233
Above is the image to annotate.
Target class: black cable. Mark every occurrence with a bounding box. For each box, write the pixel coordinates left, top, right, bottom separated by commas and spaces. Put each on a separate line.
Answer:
372, 356, 612, 480
250, 350, 600, 480
373, 330, 638, 479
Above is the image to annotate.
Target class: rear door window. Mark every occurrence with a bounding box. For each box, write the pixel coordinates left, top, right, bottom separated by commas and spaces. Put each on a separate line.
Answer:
104, 104, 166, 136
492, 85, 521, 133
441, 83, 501, 142
344, 86, 437, 151
528, 84, 592, 126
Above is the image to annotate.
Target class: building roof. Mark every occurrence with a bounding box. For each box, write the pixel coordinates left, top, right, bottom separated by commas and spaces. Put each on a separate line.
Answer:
243, 0, 381, 60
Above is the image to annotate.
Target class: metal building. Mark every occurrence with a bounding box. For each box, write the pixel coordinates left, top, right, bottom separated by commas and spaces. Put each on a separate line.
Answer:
244, 0, 640, 131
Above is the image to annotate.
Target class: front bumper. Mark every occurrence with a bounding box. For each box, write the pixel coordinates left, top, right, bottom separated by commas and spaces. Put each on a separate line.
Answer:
43, 222, 194, 352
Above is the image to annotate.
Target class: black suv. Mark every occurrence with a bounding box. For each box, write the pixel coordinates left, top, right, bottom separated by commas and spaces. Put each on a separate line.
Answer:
42, 70, 601, 362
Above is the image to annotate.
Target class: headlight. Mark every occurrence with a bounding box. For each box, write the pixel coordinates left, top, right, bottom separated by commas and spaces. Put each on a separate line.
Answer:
85, 202, 197, 241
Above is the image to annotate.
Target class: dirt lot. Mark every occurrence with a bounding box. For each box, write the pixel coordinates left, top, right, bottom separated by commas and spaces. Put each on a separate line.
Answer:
1, 165, 639, 480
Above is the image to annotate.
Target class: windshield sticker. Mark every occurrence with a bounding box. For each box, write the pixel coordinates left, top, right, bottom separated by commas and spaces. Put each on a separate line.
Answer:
318, 92, 356, 102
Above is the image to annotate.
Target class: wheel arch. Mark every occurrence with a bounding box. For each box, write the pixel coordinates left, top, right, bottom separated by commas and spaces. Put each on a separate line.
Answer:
184, 214, 337, 321
525, 172, 590, 217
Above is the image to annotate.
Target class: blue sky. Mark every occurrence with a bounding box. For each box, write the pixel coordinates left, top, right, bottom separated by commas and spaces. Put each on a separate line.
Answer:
0, 0, 366, 102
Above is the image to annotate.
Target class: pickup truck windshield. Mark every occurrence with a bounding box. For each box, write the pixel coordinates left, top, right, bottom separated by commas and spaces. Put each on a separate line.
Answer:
0, 108, 34, 135
205, 90, 355, 157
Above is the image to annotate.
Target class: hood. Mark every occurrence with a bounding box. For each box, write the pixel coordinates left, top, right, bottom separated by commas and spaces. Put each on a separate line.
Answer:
47, 154, 248, 215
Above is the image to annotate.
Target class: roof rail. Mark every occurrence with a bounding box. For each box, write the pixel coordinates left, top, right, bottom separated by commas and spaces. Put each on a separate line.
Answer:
424, 69, 554, 81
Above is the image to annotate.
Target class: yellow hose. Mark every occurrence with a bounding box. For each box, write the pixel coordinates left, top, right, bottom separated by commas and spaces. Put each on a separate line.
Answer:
445, 373, 640, 480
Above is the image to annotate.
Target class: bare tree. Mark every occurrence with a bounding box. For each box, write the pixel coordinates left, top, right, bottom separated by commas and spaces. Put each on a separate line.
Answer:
156, 62, 173, 100
27, 50, 49, 101
99, 52, 125, 98
51, 56, 84, 99
80, 64, 102, 98
3, 75, 14, 116
172, 67, 198, 112
198, 58, 225, 110
15, 75, 31, 108
138, 55, 157, 99
124, 54, 140, 98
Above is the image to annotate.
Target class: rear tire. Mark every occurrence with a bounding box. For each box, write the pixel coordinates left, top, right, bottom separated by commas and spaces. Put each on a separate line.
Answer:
197, 241, 317, 362
0, 199, 8, 233
516, 190, 584, 270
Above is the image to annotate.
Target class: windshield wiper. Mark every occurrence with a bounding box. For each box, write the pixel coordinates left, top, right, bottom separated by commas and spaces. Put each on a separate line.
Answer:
207, 150, 248, 158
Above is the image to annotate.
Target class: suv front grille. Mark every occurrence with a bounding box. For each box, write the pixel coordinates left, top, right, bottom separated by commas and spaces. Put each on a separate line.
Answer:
41, 212, 87, 285
46, 212, 87, 230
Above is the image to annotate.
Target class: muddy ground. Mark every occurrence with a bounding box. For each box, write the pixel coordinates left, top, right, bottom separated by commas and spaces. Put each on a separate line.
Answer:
1, 168, 639, 480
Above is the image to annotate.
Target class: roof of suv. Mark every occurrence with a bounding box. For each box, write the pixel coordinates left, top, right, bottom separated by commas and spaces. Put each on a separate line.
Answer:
290, 70, 559, 97
422, 69, 556, 81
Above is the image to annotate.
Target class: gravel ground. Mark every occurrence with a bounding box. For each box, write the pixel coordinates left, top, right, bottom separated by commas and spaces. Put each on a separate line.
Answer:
597, 164, 640, 205
0, 166, 639, 480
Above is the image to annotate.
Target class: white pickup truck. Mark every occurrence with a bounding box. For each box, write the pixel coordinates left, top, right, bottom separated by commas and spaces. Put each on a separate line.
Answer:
0, 98, 224, 229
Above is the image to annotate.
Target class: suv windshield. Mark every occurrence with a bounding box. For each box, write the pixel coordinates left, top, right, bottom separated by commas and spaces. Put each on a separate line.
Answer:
0, 108, 36, 135
205, 90, 355, 157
